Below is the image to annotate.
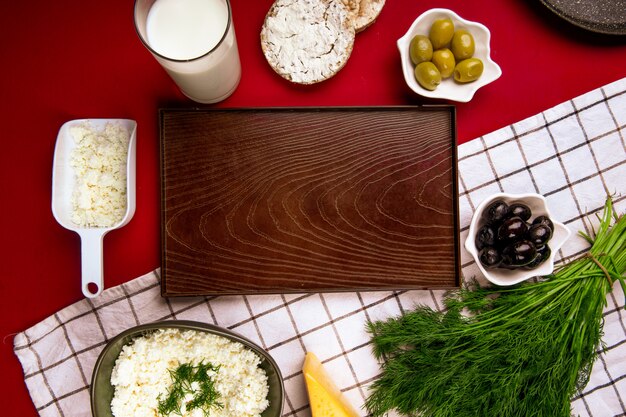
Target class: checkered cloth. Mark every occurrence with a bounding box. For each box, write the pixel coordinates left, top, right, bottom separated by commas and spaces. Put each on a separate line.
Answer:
14, 77, 626, 417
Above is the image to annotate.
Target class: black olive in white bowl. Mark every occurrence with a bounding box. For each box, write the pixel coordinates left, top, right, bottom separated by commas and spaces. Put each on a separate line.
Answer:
465, 193, 571, 286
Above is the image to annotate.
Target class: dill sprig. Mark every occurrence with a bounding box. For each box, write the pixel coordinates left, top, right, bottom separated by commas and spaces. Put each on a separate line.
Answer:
157, 361, 223, 417
366, 196, 626, 417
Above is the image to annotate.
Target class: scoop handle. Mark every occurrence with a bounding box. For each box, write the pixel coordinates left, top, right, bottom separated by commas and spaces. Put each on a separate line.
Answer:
79, 230, 106, 298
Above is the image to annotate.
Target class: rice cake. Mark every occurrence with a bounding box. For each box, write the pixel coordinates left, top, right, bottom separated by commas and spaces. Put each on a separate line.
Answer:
354, 0, 386, 32
260, 0, 355, 84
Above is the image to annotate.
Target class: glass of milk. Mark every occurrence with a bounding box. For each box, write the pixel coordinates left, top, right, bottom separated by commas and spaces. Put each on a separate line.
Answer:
134, 0, 241, 103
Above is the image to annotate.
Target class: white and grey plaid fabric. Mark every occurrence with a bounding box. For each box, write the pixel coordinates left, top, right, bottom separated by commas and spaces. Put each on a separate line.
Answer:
14, 77, 626, 417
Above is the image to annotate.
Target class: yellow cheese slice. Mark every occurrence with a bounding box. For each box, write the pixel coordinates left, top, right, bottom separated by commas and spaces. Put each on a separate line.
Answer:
303, 352, 360, 417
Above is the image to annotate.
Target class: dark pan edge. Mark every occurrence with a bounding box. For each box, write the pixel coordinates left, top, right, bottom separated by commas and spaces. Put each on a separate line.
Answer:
539, 0, 626, 36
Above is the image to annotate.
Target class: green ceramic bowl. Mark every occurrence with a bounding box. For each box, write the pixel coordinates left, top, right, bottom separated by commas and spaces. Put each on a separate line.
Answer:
90, 320, 285, 417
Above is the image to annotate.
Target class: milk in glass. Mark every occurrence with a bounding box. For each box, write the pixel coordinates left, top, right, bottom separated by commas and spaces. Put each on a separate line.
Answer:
137, 0, 241, 103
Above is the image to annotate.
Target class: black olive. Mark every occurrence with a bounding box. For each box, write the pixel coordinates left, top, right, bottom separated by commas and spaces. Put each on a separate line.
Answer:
532, 215, 554, 232
508, 203, 532, 221
482, 200, 509, 225
527, 224, 552, 247
475, 224, 497, 250
479, 246, 501, 268
497, 217, 529, 243
523, 244, 551, 270
501, 240, 537, 267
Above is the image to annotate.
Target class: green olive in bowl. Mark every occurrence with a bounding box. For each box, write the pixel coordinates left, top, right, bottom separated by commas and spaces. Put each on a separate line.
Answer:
409, 35, 433, 65
429, 18, 454, 49
454, 58, 484, 83
414, 61, 442, 90
431, 48, 455, 79
450, 29, 475, 60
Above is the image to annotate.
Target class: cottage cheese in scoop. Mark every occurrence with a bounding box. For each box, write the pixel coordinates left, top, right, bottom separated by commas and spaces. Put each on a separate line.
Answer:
110, 328, 270, 417
69, 122, 129, 227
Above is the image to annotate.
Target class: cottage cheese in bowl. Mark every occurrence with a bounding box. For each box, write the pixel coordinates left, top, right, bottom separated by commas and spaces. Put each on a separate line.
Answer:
110, 328, 270, 417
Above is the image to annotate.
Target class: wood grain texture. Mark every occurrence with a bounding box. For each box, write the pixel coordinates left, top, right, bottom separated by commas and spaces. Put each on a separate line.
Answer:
160, 107, 460, 296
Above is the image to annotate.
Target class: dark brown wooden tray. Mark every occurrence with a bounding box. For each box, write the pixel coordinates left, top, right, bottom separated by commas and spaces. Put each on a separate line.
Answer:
160, 107, 460, 296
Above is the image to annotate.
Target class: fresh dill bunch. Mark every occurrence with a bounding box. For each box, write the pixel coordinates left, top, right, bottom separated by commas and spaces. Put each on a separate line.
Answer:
157, 361, 222, 417
366, 196, 626, 417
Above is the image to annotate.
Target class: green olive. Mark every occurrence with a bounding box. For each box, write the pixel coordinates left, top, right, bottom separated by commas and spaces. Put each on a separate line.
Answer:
431, 48, 455, 79
450, 29, 475, 60
454, 58, 484, 83
429, 18, 455, 49
409, 35, 433, 65
414, 62, 442, 91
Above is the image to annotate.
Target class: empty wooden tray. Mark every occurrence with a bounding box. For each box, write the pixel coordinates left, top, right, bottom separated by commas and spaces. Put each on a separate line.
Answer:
160, 107, 460, 296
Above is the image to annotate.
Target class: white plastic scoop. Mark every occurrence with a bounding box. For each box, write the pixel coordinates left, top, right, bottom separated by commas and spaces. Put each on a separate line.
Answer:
52, 119, 137, 298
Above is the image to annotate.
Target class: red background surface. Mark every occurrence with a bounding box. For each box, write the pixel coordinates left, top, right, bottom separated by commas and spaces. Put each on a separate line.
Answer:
1, 1, 625, 415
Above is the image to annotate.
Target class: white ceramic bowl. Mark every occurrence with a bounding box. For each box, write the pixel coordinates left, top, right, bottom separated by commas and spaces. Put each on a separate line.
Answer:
465, 193, 571, 286
397, 8, 502, 102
